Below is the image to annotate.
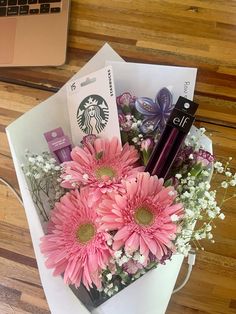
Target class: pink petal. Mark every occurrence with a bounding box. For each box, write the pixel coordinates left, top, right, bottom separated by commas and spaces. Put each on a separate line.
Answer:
114, 226, 130, 241
112, 239, 124, 251
139, 236, 148, 255
142, 234, 157, 255
125, 232, 139, 252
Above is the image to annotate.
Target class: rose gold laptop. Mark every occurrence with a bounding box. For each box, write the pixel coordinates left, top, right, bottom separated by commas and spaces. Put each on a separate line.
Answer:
0, 0, 70, 66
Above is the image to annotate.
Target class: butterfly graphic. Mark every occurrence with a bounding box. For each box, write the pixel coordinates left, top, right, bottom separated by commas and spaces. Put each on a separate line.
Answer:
135, 88, 174, 133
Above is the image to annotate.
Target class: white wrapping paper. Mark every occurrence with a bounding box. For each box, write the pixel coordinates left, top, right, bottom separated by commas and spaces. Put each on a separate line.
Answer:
6, 44, 212, 314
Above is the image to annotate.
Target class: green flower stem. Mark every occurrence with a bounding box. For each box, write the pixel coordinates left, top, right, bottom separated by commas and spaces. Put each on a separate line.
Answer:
29, 177, 49, 221
220, 188, 228, 207
223, 194, 236, 203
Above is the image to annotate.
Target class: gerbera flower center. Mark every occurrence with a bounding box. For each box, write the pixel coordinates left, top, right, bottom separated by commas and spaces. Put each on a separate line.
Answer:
95, 166, 117, 180
76, 223, 96, 244
134, 206, 154, 226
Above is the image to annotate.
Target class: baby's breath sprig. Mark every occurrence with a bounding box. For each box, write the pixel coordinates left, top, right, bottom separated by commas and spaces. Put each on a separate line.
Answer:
22, 150, 65, 222
174, 161, 235, 255
173, 129, 235, 255
214, 157, 236, 206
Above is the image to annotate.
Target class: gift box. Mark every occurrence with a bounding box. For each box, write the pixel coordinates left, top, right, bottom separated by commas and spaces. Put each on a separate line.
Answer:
6, 44, 212, 314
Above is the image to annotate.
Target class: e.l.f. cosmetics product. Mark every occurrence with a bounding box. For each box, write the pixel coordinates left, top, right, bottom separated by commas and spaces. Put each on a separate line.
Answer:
44, 127, 72, 163
145, 96, 198, 179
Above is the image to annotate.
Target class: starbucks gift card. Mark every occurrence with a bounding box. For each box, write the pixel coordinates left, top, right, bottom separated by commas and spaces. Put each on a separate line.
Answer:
67, 66, 121, 145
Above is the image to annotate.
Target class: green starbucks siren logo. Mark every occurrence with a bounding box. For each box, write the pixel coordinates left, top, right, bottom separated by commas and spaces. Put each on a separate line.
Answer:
77, 95, 109, 134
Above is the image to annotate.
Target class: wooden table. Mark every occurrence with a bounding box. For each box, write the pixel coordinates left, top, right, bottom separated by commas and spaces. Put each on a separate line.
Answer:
0, 1, 236, 313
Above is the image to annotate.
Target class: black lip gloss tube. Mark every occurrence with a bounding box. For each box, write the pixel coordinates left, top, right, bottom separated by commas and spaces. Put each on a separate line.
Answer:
145, 97, 198, 179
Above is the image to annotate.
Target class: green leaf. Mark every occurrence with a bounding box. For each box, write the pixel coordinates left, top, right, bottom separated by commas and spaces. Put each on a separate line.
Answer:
190, 163, 203, 177
121, 131, 129, 145
122, 105, 131, 114
164, 178, 173, 187
95, 151, 103, 160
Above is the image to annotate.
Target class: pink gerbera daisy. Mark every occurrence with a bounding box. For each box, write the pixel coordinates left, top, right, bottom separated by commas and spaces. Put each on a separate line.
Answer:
98, 172, 183, 261
40, 189, 112, 290
61, 137, 143, 203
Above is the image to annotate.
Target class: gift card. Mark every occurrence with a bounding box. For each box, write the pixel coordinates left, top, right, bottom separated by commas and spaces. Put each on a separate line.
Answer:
67, 66, 121, 146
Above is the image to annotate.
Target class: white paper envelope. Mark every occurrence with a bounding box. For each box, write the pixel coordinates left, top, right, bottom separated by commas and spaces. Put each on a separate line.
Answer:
107, 61, 197, 102
6, 44, 211, 314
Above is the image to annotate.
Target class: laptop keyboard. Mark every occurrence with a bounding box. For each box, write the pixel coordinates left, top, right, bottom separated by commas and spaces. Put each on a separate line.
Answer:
0, 0, 61, 16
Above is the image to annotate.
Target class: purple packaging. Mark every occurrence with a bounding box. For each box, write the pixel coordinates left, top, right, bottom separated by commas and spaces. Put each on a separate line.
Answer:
44, 127, 72, 163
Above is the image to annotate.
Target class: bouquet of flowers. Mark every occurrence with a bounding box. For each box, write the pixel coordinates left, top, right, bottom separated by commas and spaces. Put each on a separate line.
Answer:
21, 89, 235, 309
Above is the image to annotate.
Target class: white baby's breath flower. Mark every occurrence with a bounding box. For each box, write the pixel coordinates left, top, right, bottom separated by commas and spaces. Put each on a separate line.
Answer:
168, 190, 175, 196
114, 250, 122, 259
124, 249, 132, 258
217, 167, 224, 173
185, 139, 190, 146
106, 274, 112, 281
133, 252, 140, 261
132, 137, 138, 143
194, 232, 201, 240
49, 158, 56, 163
214, 161, 222, 168
28, 157, 35, 163
202, 170, 210, 177
175, 173, 182, 179
34, 173, 41, 179
187, 180, 194, 187
139, 254, 146, 264
107, 238, 113, 246
36, 155, 44, 162
205, 224, 212, 232
131, 122, 138, 129
207, 210, 216, 219
207, 233, 213, 239
221, 181, 228, 189
198, 182, 205, 190
64, 174, 72, 180
171, 214, 179, 222
44, 163, 51, 170
230, 179, 236, 187
120, 255, 129, 264
225, 171, 232, 177
200, 231, 206, 239
218, 213, 225, 220
189, 154, 194, 160
182, 191, 191, 198
185, 209, 194, 218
